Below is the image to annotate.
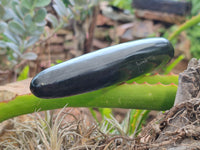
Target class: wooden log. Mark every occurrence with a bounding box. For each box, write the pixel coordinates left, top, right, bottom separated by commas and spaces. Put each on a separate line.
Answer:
135, 9, 186, 24
0, 78, 31, 102
133, 0, 191, 16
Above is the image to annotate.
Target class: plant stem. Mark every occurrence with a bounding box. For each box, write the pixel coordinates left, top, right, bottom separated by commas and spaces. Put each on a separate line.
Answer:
168, 14, 200, 41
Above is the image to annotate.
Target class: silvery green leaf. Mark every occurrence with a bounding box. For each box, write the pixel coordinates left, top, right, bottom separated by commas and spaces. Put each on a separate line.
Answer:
21, 5, 30, 15
4, 29, 18, 44
24, 14, 32, 27
35, 20, 46, 26
3, 8, 14, 21
12, 53, 19, 59
24, 36, 39, 48
21, 0, 33, 10
53, 5, 63, 17
27, 23, 44, 36
53, 0, 68, 17
0, 5, 5, 19
8, 20, 25, 36
6, 42, 21, 56
33, 8, 46, 23
0, 21, 7, 33
46, 14, 58, 28
0, 41, 7, 48
35, 0, 51, 7
11, 1, 24, 19
69, 0, 75, 6
11, 1, 22, 20
22, 52, 37, 60
27, 23, 37, 35
1, 0, 10, 6
14, 5, 24, 19
31, 26, 44, 36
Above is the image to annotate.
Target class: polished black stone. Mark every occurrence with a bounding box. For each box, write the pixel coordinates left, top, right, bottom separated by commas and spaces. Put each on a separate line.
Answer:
30, 37, 174, 98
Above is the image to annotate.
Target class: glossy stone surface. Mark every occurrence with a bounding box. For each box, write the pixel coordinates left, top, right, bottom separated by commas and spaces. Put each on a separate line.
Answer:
30, 38, 174, 98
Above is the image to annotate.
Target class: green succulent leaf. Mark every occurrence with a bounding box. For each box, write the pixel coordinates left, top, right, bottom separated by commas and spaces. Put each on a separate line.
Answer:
33, 8, 47, 23
4, 30, 19, 44
46, 14, 59, 28
33, 26, 44, 35
6, 42, 21, 56
35, 20, 46, 27
13, 5, 24, 19
0, 80, 177, 123
17, 65, 29, 81
24, 36, 39, 48
0, 0, 10, 6
0, 4, 5, 18
0, 21, 7, 33
20, 5, 30, 16
27, 24, 44, 36
22, 52, 37, 60
127, 74, 178, 85
21, 0, 33, 10
27, 22, 44, 36
27, 23, 37, 34
35, 0, 51, 7
2, 8, 14, 21
8, 21, 25, 36
53, 0, 68, 17
24, 14, 32, 27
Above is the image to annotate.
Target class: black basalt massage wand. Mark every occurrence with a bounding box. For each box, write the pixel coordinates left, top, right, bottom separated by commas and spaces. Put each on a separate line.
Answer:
30, 37, 174, 98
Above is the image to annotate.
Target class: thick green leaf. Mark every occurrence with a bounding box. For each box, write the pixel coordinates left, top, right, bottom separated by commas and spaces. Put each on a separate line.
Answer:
35, 20, 46, 27
17, 65, 29, 81
35, 0, 51, 7
13, 5, 24, 19
4, 29, 19, 44
99, 108, 112, 120
33, 8, 46, 23
164, 55, 185, 75
2, 8, 14, 21
27, 23, 37, 34
24, 14, 32, 27
22, 52, 37, 60
32, 26, 44, 35
46, 14, 58, 28
6, 42, 21, 56
0, 21, 7, 33
53, 0, 68, 17
127, 74, 178, 85
0, 4, 5, 18
1, 0, 10, 6
8, 21, 25, 36
24, 36, 39, 48
20, 5, 30, 16
0, 81, 177, 122
21, 0, 33, 10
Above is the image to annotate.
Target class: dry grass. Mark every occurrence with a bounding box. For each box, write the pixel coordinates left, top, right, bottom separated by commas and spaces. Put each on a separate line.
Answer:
0, 108, 136, 150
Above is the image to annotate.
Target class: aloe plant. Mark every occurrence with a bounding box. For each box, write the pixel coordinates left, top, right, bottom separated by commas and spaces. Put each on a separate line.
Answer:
0, 73, 178, 123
